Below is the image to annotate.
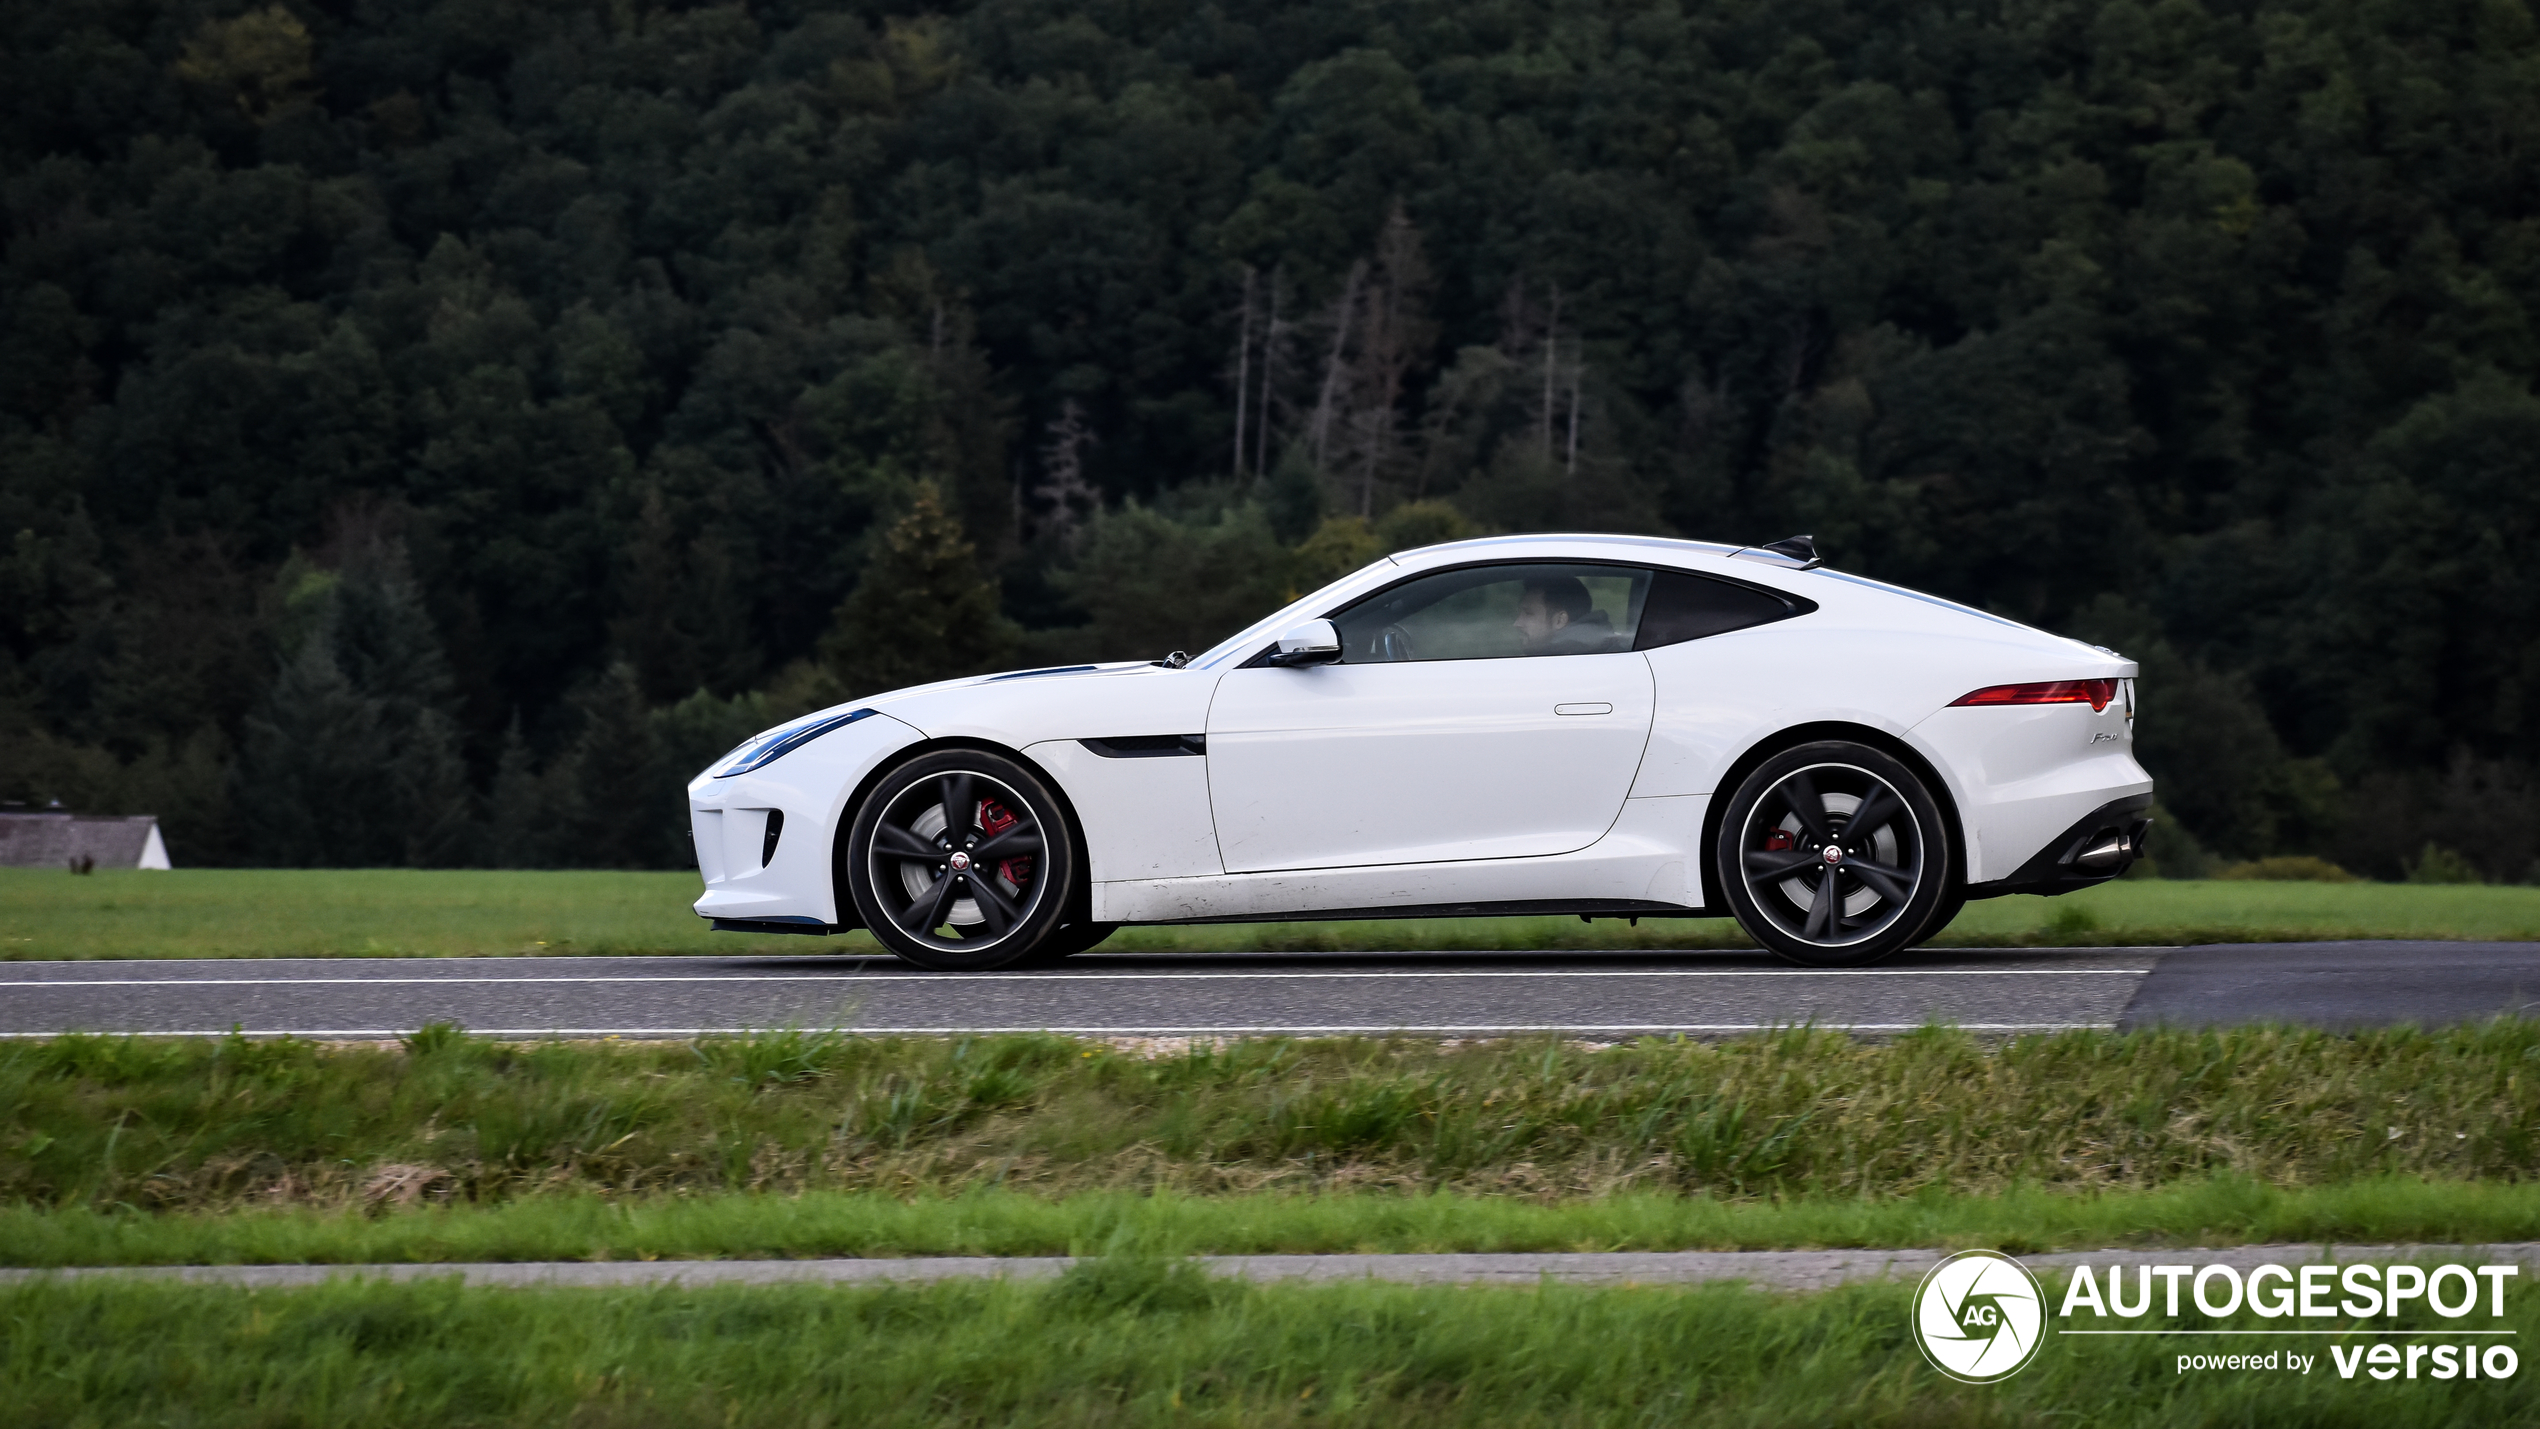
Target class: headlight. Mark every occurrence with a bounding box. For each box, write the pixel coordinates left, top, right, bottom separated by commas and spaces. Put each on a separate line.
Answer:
712, 709, 877, 778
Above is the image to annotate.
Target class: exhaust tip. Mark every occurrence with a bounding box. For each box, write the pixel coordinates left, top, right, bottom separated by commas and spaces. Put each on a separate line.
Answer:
2073, 819, 2150, 871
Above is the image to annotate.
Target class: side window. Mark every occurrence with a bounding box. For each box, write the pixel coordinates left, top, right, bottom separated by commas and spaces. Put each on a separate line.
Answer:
1331, 564, 1651, 663
1632, 570, 1802, 650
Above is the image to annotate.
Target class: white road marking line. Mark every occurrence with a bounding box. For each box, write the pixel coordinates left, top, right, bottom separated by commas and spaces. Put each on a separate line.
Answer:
0, 1023, 2120, 1037
0, 968, 2154, 988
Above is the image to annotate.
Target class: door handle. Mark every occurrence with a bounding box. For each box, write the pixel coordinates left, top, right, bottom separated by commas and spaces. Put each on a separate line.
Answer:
1554, 702, 1613, 716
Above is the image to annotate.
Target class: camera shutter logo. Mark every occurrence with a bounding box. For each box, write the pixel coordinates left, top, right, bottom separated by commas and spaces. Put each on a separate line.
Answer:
1912, 1250, 2047, 1383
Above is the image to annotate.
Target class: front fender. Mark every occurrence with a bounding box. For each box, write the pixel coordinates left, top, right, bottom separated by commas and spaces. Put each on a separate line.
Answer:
687, 711, 927, 926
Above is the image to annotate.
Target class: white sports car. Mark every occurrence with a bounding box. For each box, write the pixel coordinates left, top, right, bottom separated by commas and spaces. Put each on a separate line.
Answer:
688, 534, 2151, 969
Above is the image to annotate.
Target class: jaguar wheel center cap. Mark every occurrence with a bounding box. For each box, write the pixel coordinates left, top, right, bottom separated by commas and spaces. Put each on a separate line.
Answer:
1821, 845, 1844, 865
947, 851, 973, 872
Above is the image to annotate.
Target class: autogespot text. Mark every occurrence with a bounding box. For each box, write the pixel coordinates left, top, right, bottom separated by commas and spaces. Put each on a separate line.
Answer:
2056, 1260, 2521, 1380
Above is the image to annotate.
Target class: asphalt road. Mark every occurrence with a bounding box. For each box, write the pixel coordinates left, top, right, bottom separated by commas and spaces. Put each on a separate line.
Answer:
3, 941, 2535, 1038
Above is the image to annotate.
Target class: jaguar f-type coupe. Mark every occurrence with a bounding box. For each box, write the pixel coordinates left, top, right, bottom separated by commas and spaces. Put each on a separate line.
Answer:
688, 534, 2151, 969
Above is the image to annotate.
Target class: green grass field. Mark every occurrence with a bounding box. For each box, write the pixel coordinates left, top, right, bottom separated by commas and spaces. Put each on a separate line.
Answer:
13, 1178, 2540, 1270
9, 1270, 2534, 1428
5, 868, 2538, 959
8, 1025, 2537, 1256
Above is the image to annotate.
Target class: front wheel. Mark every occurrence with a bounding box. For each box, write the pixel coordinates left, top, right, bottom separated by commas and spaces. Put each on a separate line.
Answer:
842, 749, 1081, 970
1715, 741, 1952, 968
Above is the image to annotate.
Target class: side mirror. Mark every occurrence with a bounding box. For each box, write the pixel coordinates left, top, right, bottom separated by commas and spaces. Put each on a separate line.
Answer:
1268, 619, 1342, 667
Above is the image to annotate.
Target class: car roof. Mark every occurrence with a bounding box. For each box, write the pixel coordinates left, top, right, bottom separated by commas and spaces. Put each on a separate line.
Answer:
1190, 531, 2090, 669
1388, 533, 1747, 564
1390, 535, 2040, 632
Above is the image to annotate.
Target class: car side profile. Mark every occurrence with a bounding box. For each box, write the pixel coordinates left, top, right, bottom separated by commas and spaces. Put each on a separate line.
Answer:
688, 534, 2152, 969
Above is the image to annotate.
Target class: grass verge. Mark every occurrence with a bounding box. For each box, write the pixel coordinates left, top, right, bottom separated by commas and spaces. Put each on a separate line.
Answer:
6, 1271, 2533, 1427
8, 1177, 2540, 1268
8, 1026, 2538, 1210
7, 868, 2540, 960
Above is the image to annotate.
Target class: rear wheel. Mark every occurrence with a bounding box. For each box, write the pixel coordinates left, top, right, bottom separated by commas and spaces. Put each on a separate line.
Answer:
1021, 921, 1118, 965
843, 750, 1080, 970
1715, 741, 1951, 968
1911, 885, 1968, 947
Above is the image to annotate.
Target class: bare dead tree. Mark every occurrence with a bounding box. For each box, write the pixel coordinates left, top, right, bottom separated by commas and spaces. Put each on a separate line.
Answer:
1256, 265, 1283, 479
1351, 203, 1436, 515
1497, 274, 1531, 354
1566, 342, 1584, 479
1010, 450, 1026, 546
1778, 311, 1821, 398
1413, 344, 1513, 499
1034, 399, 1100, 550
1230, 264, 1256, 481
1540, 282, 1563, 462
1494, 274, 1580, 474
1678, 364, 1726, 457
1307, 259, 1368, 475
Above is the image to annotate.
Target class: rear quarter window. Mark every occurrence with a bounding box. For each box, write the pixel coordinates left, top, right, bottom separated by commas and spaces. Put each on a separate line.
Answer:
1633, 570, 1808, 650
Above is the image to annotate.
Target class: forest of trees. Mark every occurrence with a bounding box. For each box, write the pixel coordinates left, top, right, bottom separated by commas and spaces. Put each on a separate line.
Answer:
3, 0, 2537, 878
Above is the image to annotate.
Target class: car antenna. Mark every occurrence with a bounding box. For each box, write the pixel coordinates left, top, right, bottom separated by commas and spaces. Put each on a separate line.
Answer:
1731, 534, 1824, 570
1763, 534, 1820, 566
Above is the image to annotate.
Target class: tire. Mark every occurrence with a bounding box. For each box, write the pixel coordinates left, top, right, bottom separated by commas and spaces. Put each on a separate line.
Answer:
1715, 741, 1952, 968
843, 749, 1081, 970
1020, 921, 1119, 965
1911, 885, 1968, 947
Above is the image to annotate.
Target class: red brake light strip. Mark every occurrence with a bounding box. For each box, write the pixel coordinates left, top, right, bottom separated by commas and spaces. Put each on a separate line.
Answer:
1949, 679, 2118, 712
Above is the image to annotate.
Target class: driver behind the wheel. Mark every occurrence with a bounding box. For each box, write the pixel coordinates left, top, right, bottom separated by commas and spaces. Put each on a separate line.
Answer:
1513, 577, 1617, 655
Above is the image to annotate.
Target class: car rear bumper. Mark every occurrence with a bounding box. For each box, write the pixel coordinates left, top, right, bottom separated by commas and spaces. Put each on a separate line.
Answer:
1966, 793, 2154, 899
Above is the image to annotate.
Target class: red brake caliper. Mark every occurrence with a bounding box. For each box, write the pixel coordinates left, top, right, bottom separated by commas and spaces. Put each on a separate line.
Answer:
976, 799, 1032, 892
1761, 829, 1797, 853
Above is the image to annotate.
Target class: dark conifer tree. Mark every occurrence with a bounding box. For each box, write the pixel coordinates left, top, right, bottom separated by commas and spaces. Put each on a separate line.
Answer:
817, 484, 1021, 697
234, 619, 393, 867
332, 539, 475, 865
547, 663, 670, 869
485, 716, 552, 871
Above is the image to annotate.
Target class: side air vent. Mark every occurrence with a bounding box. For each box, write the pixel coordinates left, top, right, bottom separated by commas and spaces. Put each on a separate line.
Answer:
1081, 734, 1207, 758
760, 808, 784, 867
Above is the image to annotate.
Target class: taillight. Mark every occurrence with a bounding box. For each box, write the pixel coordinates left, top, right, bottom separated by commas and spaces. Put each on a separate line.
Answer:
1949, 679, 2119, 712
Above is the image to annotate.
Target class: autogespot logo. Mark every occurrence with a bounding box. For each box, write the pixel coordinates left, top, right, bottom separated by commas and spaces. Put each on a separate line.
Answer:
1913, 1250, 2048, 1382
1909, 1252, 2524, 1387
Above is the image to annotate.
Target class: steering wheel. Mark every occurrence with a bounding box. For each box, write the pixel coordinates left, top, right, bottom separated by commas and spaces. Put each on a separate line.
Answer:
1374, 624, 1417, 661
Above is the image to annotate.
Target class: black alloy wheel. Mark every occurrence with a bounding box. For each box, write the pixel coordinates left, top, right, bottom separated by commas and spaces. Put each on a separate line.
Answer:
844, 749, 1080, 970
1715, 741, 1951, 968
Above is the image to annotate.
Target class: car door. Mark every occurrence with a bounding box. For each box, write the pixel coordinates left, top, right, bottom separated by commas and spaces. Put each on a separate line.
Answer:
1205, 562, 1658, 872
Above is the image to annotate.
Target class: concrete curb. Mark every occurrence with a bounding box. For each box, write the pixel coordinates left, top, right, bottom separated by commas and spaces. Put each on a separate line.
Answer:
8, 1244, 2539, 1291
